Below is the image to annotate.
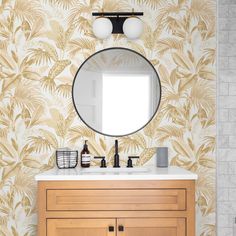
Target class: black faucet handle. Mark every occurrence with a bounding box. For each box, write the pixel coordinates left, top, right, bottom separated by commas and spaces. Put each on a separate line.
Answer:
127, 156, 139, 168
94, 156, 107, 168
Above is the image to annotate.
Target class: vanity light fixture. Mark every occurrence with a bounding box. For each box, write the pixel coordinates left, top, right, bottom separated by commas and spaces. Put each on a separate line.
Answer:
92, 9, 113, 39
92, 9, 143, 40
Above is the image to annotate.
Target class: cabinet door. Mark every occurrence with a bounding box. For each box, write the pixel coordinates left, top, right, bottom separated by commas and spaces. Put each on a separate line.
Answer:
117, 218, 185, 236
47, 219, 116, 236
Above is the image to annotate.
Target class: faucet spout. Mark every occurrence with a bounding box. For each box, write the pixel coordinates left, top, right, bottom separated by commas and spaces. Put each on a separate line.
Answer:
113, 139, 120, 168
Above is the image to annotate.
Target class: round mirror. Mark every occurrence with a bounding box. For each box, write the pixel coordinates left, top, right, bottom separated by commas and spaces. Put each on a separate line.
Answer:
72, 47, 161, 137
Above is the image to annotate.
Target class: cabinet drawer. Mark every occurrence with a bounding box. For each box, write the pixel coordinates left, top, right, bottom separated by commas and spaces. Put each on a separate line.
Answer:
47, 189, 186, 211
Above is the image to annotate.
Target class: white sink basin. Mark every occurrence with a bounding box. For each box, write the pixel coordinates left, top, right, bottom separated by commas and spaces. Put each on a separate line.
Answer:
79, 167, 149, 174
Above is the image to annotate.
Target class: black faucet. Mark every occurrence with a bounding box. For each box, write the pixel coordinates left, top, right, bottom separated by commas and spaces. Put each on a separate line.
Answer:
113, 139, 120, 168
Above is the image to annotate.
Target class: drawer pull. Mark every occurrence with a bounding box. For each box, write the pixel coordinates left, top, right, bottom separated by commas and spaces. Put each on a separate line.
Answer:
118, 225, 124, 231
108, 226, 114, 232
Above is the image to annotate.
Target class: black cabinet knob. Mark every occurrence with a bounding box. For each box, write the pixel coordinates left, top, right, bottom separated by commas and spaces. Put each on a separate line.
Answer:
118, 225, 124, 231
108, 226, 114, 232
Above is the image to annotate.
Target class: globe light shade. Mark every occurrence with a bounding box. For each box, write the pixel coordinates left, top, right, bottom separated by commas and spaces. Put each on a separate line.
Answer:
92, 17, 113, 39
123, 17, 143, 40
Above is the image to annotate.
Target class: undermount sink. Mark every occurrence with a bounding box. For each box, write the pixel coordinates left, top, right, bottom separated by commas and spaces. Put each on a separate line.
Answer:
79, 167, 149, 174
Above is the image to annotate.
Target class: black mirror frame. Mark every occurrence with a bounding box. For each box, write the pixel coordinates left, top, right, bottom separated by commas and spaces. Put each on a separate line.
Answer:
72, 47, 162, 137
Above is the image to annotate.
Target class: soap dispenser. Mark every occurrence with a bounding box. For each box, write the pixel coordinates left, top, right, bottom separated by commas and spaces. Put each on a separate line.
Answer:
81, 140, 90, 168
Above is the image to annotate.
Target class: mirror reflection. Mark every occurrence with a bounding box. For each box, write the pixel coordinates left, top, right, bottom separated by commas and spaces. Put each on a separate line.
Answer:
72, 48, 161, 136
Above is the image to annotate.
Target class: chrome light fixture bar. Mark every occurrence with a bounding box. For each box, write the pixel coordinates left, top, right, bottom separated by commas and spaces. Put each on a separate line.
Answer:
92, 10, 144, 39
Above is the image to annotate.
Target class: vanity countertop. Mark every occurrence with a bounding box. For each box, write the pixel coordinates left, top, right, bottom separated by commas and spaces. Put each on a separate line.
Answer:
35, 166, 198, 181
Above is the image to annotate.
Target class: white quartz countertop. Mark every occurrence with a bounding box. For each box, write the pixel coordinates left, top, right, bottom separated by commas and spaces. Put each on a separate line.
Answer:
35, 166, 198, 181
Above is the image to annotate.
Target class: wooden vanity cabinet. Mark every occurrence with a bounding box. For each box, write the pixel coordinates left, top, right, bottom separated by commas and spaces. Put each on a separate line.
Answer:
38, 180, 195, 236
47, 218, 185, 236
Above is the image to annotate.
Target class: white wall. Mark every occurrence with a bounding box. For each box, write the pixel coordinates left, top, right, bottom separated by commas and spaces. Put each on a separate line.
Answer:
218, 0, 236, 235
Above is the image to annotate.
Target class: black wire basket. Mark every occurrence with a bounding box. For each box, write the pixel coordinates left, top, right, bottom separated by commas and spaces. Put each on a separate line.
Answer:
56, 150, 78, 169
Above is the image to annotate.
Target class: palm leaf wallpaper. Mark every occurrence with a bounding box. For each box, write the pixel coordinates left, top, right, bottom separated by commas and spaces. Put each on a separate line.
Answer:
0, 0, 216, 235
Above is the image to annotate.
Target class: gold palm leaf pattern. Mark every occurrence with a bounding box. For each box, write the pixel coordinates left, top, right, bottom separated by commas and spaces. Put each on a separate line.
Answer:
0, 0, 216, 235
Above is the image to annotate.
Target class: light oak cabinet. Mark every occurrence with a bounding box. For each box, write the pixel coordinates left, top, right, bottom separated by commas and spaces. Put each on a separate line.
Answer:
47, 218, 185, 236
38, 180, 195, 236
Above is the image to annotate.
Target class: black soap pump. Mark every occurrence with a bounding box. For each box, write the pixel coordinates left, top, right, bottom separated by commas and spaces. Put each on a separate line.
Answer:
81, 140, 90, 168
